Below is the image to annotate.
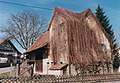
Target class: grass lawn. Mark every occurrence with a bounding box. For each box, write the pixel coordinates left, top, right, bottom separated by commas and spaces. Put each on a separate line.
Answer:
0, 72, 10, 77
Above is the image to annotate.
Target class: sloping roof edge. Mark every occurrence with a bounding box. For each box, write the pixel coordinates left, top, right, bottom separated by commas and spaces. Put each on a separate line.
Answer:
0, 38, 21, 54
48, 7, 111, 43
87, 9, 112, 43
25, 31, 49, 53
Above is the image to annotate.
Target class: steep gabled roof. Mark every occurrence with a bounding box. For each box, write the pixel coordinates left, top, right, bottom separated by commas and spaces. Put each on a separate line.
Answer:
48, 7, 111, 43
25, 31, 49, 53
0, 38, 21, 54
0, 39, 6, 45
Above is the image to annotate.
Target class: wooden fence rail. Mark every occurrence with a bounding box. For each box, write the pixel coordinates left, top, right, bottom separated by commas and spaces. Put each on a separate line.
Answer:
1, 74, 120, 83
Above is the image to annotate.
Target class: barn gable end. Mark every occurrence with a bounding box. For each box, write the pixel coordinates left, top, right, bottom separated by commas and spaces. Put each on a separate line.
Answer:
49, 7, 112, 74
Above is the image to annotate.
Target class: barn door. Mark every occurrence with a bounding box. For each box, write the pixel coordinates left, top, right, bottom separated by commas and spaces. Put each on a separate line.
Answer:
35, 50, 43, 73
36, 60, 43, 72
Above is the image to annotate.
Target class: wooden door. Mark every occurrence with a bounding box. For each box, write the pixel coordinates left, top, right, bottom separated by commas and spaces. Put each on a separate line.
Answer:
63, 66, 67, 75
35, 60, 43, 72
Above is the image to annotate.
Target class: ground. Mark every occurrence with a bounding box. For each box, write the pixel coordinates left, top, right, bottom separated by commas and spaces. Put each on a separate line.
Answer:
0, 67, 12, 74
0, 72, 10, 77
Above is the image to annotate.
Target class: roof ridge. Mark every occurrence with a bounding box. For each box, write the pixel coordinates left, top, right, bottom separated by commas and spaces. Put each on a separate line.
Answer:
48, 7, 93, 30
0, 36, 13, 45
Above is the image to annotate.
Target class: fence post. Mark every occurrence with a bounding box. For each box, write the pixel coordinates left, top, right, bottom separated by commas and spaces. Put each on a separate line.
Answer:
10, 63, 13, 77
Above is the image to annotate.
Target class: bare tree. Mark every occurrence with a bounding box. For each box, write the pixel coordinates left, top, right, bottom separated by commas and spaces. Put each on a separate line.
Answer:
1, 11, 47, 50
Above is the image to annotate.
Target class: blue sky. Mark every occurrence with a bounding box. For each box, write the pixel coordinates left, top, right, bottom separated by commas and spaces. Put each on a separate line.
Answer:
0, 0, 120, 52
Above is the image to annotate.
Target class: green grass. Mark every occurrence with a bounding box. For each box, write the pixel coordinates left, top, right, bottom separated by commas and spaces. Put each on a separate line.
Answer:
0, 72, 10, 77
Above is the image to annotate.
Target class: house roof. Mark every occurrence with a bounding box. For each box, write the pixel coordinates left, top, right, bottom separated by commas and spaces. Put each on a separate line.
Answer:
0, 38, 21, 54
49, 63, 68, 70
25, 31, 49, 53
48, 7, 111, 43
0, 39, 6, 45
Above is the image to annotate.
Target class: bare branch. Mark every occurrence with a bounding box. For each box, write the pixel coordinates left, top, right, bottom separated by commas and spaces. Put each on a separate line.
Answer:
1, 11, 47, 50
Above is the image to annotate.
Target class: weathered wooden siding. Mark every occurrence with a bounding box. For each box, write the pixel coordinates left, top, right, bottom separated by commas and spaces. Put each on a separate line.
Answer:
35, 60, 43, 72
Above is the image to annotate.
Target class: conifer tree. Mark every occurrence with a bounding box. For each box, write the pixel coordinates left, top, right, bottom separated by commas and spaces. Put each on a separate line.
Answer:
95, 5, 119, 69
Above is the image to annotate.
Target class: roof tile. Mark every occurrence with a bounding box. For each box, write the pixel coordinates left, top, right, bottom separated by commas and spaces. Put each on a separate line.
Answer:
25, 31, 49, 53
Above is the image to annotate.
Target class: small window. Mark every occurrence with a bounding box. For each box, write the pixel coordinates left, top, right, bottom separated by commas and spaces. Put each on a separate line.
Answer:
47, 62, 49, 64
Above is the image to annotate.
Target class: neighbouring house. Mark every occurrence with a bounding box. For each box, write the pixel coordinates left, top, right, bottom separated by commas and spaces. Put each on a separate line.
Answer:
112, 47, 120, 72
117, 48, 120, 55
24, 7, 113, 76
0, 38, 21, 64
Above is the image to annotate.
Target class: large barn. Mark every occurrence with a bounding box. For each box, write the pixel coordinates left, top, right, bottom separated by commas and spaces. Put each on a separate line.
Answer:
25, 7, 113, 76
